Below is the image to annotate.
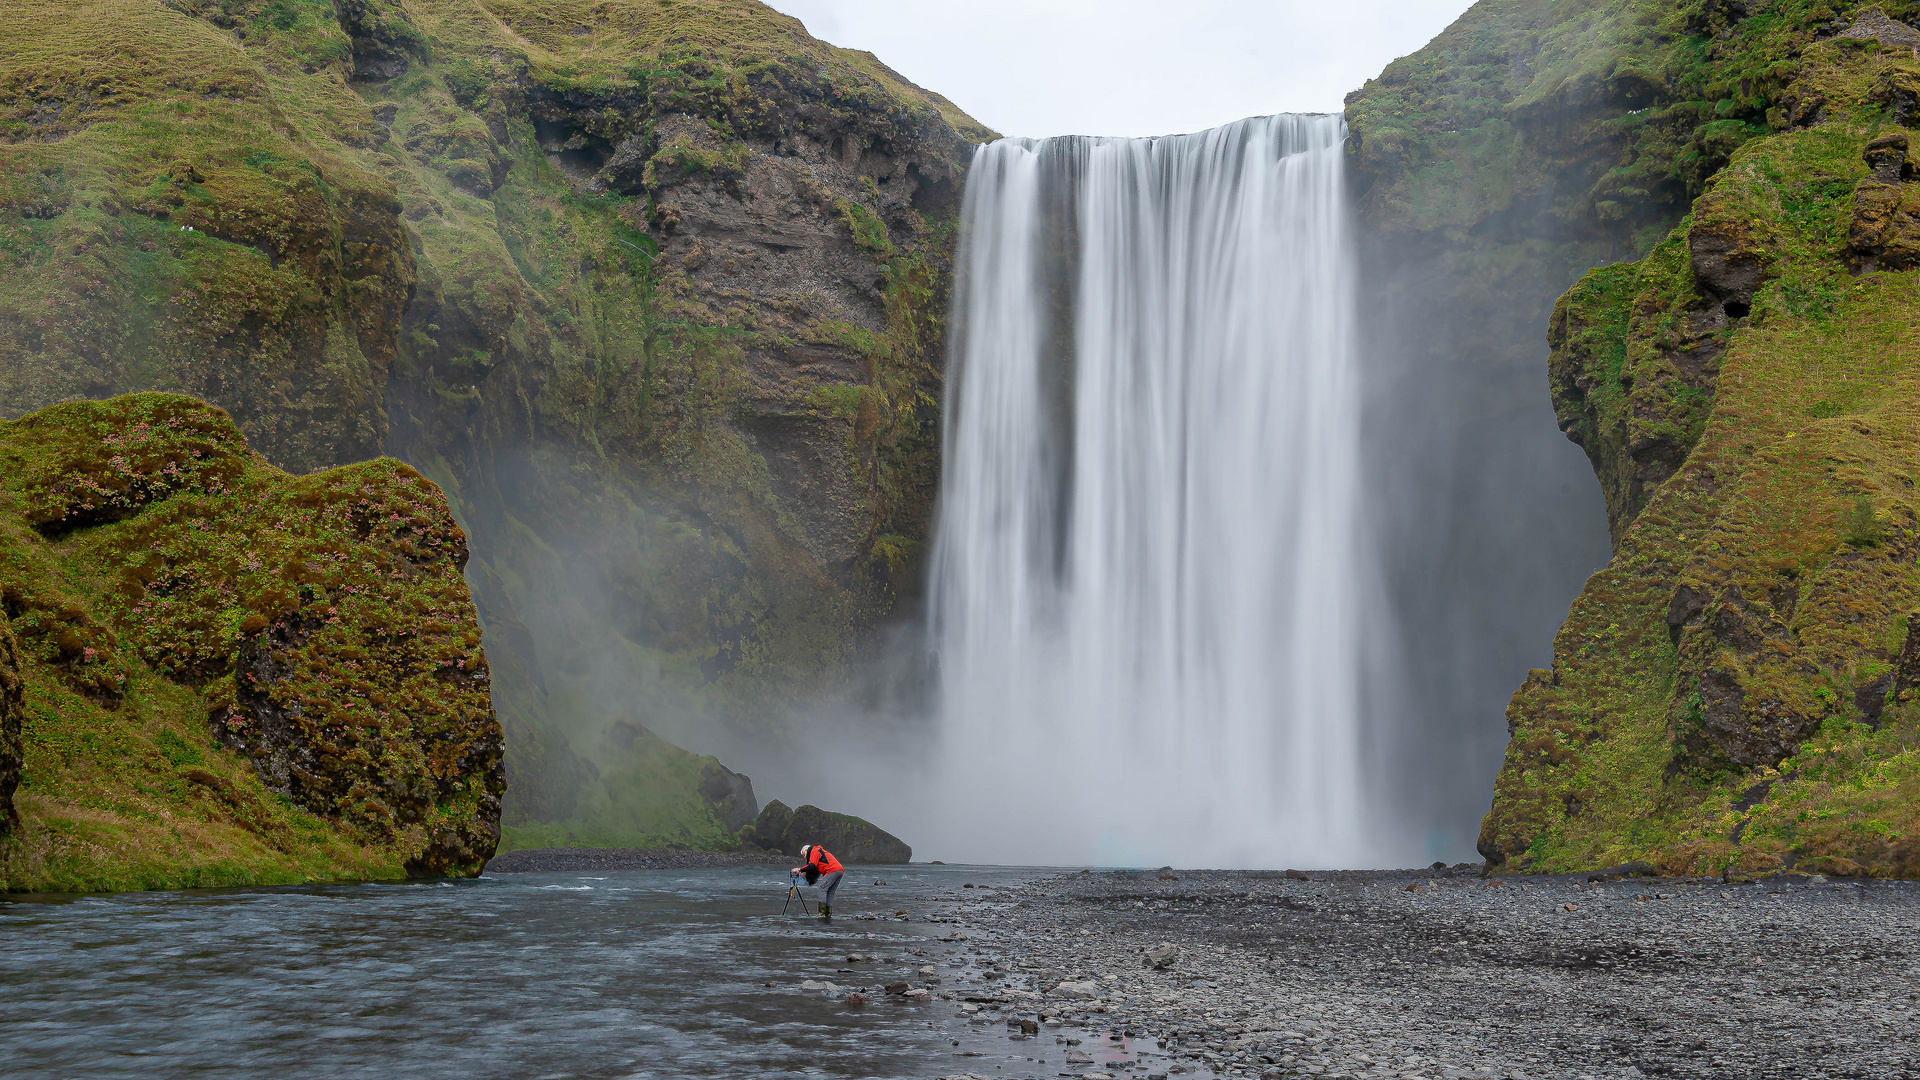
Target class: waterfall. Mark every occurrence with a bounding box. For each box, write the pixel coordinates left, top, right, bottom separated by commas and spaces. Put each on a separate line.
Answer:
927, 114, 1368, 868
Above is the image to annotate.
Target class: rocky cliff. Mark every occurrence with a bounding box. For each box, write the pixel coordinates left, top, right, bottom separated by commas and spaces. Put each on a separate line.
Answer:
1417, 2, 1920, 877
0, 0, 988, 844
0, 393, 505, 891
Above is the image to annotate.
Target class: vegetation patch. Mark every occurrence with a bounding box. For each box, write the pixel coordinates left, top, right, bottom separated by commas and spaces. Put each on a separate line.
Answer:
1482, 13, 1920, 878
0, 393, 505, 892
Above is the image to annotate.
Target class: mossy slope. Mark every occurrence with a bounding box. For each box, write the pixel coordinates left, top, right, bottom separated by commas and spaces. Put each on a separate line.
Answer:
0, 393, 504, 892
498, 719, 758, 851
0, 0, 989, 844
1479, 11, 1920, 878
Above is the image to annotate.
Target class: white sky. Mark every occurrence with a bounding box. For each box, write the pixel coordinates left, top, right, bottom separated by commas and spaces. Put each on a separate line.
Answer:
767, 0, 1477, 139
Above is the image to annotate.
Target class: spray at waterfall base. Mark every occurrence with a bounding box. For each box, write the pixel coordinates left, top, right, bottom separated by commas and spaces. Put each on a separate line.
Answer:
897, 115, 1412, 869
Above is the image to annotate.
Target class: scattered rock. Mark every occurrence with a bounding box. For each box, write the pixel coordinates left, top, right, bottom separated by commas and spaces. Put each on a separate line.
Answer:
1143, 943, 1181, 970
799, 979, 839, 993
884, 981, 909, 995
1053, 980, 1102, 999
1562, 902, 1579, 911
844, 992, 867, 1006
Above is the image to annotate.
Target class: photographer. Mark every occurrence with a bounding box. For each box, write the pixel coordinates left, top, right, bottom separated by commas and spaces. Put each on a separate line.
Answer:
791, 844, 845, 918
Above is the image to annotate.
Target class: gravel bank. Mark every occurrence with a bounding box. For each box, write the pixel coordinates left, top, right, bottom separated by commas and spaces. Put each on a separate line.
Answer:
483, 847, 787, 873
909, 866, 1920, 1080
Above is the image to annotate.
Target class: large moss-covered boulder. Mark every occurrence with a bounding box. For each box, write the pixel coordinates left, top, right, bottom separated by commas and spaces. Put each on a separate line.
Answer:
0, 392, 505, 890
743, 799, 910, 864
1480, 17, 1920, 879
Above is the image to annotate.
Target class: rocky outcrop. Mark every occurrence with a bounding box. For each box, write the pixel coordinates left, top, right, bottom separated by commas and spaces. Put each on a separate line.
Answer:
744, 799, 911, 863
0, 393, 505, 889
700, 761, 760, 834
0, 612, 20, 837
1479, 13, 1920, 878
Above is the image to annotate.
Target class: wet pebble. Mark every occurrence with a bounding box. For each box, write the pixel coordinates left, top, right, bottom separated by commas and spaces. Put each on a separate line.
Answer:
928, 866, 1920, 1079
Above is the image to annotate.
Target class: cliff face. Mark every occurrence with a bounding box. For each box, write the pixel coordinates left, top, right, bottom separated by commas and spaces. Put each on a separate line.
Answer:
0, 393, 505, 891
1463, 4, 1920, 877
1342, 0, 1690, 840
0, 0, 989, 841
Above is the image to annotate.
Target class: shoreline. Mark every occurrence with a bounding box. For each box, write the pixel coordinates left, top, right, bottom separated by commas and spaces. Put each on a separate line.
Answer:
916, 866, 1920, 1080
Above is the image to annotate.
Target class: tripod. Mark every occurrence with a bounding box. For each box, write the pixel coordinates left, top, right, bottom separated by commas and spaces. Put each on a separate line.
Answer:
781, 874, 814, 916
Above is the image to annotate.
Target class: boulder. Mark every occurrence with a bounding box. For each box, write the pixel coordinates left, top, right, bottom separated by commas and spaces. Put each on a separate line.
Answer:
698, 761, 759, 833
1053, 980, 1102, 999
1143, 943, 1181, 970
741, 799, 912, 863
2, 394, 507, 881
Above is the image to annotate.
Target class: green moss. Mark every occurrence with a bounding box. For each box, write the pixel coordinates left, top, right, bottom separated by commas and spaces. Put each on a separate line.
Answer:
1484, 43, 1920, 875
499, 721, 740, 850
0, 393, 504, 891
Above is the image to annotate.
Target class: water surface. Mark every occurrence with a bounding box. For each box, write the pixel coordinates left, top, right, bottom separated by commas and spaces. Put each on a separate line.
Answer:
2, 864, 1051, 1078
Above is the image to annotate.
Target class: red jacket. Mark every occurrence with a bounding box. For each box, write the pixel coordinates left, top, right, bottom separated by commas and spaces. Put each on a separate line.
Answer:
805, 846, 844, 875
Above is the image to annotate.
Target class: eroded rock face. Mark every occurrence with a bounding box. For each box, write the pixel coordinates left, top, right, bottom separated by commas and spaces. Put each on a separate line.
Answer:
0, 612, 22, 837
1849, 134, 1920, 270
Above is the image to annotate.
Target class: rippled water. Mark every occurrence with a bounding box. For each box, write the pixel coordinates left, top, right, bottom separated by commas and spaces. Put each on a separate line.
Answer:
2, 864, 1058, 1079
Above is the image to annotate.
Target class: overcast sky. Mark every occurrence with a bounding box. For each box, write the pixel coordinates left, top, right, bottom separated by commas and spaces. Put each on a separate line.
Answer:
766, 0, 1476, 139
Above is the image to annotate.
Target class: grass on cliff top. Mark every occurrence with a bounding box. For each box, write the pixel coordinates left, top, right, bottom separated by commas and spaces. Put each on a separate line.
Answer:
465, 0, 995, 141
1348, 0, 1920, 243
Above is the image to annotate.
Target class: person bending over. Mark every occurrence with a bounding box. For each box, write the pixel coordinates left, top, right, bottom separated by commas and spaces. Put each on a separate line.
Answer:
793, 843, 845, 918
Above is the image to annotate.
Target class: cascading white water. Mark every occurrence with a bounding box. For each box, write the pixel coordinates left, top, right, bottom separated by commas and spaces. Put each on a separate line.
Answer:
926, 114, 1368, 868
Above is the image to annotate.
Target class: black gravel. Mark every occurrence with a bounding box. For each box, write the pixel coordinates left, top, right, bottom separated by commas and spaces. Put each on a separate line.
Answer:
483, 847, 788, 873
924, 866, 1920, 1080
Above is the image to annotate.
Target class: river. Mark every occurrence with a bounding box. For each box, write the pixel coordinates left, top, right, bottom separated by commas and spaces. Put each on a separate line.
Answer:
1, 863, 1079, 1079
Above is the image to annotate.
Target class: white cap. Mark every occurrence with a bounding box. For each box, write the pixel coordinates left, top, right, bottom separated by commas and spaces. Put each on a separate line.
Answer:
800, 844, 812, 857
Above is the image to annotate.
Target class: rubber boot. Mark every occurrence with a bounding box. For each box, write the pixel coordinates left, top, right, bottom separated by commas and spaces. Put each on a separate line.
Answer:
819, 904, 831, 919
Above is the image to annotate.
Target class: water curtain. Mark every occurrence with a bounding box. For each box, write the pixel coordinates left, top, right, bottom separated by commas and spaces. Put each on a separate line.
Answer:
930, 114, 1367, 867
